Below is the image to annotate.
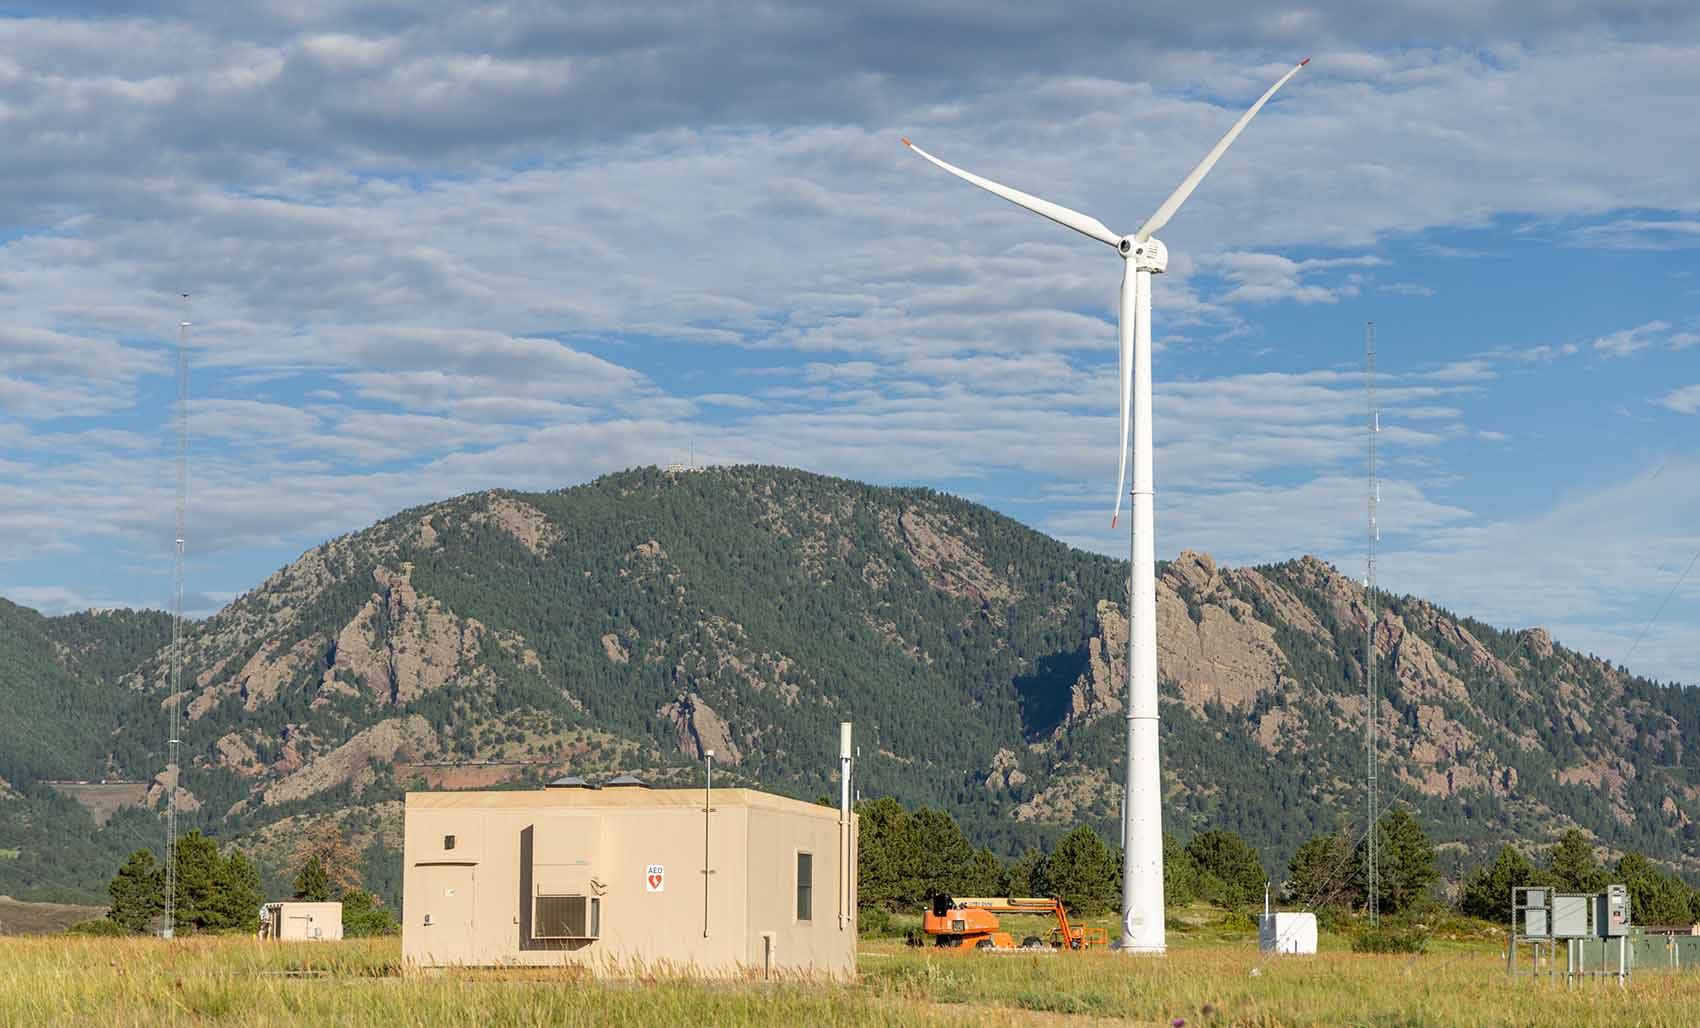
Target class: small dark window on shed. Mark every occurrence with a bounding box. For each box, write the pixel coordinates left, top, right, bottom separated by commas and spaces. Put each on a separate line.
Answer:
443, 835, 456, 851
796, 852, 813, 922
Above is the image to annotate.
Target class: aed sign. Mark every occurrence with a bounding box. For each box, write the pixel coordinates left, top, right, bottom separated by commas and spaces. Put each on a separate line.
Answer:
645, 864, 665, 892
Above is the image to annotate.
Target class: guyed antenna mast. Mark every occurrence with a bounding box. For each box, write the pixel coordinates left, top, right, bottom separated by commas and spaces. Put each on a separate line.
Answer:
164, 294, 189, 939
1364, 320, 1380, 927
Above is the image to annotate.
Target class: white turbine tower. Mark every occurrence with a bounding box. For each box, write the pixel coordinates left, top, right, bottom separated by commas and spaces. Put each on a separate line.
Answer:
903, 58, 1308, 954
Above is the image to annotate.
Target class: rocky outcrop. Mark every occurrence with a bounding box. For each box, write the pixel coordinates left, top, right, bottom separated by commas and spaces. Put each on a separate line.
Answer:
262, 716, 435, 806
323, 564, 485, 706
660, 695, 742, 765
897, 509, 1019, 608
214, 732, 265, 777
601, 632, 630, 664
472, 495, 559, 557
1159, 552, 1286, 714
145, 766, 202, 813
1014, 766, 1113, 823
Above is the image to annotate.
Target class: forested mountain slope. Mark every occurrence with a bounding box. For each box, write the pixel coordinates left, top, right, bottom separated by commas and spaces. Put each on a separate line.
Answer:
1, 466, 1695, 904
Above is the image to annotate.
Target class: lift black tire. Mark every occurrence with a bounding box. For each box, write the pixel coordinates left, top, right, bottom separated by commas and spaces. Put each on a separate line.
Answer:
1021, 936, 1045, 949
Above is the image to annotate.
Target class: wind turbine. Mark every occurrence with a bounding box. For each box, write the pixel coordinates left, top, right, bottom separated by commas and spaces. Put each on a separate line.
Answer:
903, 58, 1308, 954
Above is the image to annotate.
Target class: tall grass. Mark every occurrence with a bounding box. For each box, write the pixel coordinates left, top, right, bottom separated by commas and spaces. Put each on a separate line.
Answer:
5, 933, 1700, 1026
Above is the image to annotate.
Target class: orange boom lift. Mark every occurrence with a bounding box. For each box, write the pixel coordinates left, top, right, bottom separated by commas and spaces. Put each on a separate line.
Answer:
921, 895, 1108, 952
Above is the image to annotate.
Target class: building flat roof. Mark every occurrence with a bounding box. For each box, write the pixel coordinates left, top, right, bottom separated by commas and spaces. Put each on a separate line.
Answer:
405, 786, 845, 821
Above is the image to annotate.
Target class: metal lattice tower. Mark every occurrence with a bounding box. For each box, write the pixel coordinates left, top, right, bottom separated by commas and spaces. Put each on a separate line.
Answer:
164, 295, 189, 940
1364, 320, 1380, 927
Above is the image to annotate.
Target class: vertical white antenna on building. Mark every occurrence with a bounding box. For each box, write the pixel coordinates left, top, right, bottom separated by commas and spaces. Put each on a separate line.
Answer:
1364, 320, 1380, 928
164, 294, 189, 940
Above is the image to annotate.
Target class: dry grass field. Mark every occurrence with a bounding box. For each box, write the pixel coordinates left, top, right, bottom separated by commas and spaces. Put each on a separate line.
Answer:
3, 931, 1699, 1026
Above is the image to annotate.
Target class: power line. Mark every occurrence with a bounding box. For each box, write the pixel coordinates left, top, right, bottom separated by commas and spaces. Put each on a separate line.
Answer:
1625, 550, 1700, 665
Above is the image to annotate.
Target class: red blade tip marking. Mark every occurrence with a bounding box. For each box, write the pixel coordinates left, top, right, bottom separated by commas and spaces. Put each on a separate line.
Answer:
1300, 57, 1311, 66
901, 137, 912, 147
1111, 516, 1119, 529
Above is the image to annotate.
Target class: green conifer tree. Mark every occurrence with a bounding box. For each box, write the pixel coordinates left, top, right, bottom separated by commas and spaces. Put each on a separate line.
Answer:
1045, 826, 1119, 916
1547, 829, 1605, 892
1460, 844, 1535, 923
1372, 808, 1438, 915
217, 850, 264, 933
106, 848, 165, 933
294, 854, 332, 902
1186, 830, 1267, 908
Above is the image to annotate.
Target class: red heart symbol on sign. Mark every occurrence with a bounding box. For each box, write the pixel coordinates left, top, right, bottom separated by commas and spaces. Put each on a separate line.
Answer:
648, 874, 662, 888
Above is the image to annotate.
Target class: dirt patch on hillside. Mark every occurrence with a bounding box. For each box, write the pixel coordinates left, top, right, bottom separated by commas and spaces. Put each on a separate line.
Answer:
45, 782, 149, 826
0, 895, 105, 934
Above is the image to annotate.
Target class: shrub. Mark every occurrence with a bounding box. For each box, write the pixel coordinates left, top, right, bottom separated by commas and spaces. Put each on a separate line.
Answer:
1351, 925, 1429, 953
858, 906, 895, 937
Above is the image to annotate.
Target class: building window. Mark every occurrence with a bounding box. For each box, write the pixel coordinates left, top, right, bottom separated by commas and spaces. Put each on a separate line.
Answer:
443, 834, 456, 850
534, 895, 601, 940
796, 852, 813, 922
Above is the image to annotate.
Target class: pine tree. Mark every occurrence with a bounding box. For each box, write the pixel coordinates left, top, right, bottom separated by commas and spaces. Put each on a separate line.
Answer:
1186, 830, 1266, 908
217, 850, 264, 933
959, 848, 1007, 897
1460, 844, 1534, 922
1614, 853, 1695, 926
1373, 807, 1437, 914
1045, 826, 1119, 916
1006, 849, 1048, 899
293, 854, 332, 902
1547, 829, 1605, 892
290, 823, 365, 896
1163, 832, 1198, 907
106, 848, 165, 933
341, 888, 400, 937
173, 831, 225, 932
856, 798, 918, 911
1284, 832, 1355, 909
909, 807, 974, 900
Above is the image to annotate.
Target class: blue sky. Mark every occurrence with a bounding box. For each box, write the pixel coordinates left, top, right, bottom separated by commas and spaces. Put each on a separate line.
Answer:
0, 3, 1696, 685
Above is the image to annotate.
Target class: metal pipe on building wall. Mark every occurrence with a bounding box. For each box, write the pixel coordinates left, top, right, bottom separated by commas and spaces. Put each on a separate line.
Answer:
703, 750, 713, 939
839, 723, 852, 930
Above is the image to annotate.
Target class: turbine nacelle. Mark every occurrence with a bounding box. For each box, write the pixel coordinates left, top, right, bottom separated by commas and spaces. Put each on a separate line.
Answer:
1119, 236, 1168, 273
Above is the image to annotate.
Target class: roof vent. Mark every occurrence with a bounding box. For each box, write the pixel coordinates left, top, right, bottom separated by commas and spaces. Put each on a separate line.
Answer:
546, 775, 596, 789
601, 774, 650, 789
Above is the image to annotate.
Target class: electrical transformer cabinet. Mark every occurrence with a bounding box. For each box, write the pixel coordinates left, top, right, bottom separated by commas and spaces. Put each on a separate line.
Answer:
1599, 884, 1630, 937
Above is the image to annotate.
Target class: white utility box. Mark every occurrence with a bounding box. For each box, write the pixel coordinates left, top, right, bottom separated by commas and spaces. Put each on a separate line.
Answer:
1258, 912, 1317, 954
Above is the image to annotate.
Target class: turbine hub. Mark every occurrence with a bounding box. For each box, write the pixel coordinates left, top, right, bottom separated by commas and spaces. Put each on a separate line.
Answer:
1123, 236, 1168, 273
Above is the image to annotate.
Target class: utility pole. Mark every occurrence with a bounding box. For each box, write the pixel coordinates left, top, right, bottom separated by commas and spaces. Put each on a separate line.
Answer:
1365, 320, 1380, 928
164, 295, 189, 940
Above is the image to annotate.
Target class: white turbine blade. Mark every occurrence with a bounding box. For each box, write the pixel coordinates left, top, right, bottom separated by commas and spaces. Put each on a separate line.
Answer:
903, 138, 1122, 248
1112, 262, 1134, 528
1134, 58, 1310, 241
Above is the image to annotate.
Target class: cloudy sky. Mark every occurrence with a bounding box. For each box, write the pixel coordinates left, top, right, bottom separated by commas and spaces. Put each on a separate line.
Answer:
1, 2, 1696, 684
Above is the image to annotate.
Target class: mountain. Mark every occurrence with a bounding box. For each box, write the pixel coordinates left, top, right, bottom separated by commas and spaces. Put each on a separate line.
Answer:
1, 465, 1695, 905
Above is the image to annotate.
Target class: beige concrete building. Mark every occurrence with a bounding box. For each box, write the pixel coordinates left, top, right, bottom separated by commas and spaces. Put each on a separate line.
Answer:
258, 901, 343, 941
402, 783, 857, 976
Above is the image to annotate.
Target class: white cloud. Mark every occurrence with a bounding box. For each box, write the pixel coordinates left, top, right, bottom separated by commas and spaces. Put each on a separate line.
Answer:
1658, 384, 1700, 415
1592, 320, 1670, 358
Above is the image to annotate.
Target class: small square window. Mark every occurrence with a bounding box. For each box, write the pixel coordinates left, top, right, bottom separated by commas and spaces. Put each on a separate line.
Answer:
444, 834, 456, 851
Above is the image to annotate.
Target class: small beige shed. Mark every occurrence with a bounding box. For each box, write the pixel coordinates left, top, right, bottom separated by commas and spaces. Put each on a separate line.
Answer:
259, 901, 343, 941
402, 783, 857, 976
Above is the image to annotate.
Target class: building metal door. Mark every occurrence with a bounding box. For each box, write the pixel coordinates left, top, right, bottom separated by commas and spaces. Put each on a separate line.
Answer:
421, 866, 477, 963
